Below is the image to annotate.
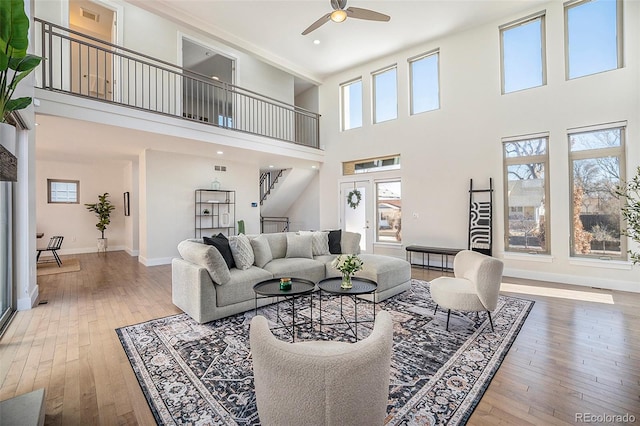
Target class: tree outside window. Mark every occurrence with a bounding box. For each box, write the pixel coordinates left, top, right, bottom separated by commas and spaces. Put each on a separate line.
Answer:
569, 127, 625, 259
502, 137, 549, 253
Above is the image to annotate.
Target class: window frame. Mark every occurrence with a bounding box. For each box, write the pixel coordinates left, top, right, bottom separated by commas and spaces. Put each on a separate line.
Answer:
375, 179, 402, 244
499, 11, 547, 94
371, 65, 398, 124
564, 0, 624, 80
339, 77, 363, 131
408, 49, 440, 115
568, 123, 627, 260
47, 179, 80, 204
502, 134, 551, 254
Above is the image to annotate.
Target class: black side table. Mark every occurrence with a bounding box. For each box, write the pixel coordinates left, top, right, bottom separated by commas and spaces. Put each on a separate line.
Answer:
253, 278, 315, 342
317, 277, 377, 341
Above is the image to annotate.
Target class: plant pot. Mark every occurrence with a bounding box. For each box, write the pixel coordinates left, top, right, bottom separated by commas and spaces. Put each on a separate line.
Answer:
97, 238, 108, 252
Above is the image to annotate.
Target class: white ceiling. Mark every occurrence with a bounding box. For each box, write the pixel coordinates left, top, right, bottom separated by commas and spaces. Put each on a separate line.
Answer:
130, 0, 546, 81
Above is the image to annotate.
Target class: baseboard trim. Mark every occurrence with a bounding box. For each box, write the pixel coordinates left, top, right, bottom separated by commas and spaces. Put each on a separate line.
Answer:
125, 248, 140, 257
139, 256, 173, 266
38, 246, 126, 257
503, 267, 640, 294
17, 285, 39, 311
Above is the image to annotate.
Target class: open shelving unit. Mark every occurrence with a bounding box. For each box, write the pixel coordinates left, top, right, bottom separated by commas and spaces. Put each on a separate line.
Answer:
195, 189, 236, 238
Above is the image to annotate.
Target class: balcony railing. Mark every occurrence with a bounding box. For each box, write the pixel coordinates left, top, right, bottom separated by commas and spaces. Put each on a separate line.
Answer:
34, 18, 320, 149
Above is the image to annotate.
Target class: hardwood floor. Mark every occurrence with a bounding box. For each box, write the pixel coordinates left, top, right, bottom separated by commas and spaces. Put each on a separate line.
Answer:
1, 252, 639, 425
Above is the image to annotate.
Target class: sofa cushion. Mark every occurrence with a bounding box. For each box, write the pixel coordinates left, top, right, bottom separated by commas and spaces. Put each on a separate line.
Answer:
262, 258, 326, 283
203, 234, 235, 270
327, 230, 342, 254
299, 231, 330, 256
251, 235, 273, 268
347, 254, 411, 294
341, 231, 362, 255
229, 234, 254, 270
177, 240, 231, 285
217, 266, 274, 307
286, 233, 313, 259
263, 233, 288, 259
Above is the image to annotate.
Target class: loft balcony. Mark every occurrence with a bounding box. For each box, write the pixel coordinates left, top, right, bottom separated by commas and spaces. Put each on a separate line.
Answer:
33, 18, 320, 149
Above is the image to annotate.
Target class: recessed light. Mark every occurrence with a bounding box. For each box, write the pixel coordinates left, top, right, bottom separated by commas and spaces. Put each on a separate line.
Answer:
217, 151, 223, 155
313, 39, 320, 45
311, 165, 317, 169
211, 76, 219, 80
35, 123, 40, 126
269, 165, 274, 168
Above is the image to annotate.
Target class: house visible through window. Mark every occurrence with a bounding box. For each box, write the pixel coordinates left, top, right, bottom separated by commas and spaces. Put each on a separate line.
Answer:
376, 181, 402, 243
500, 12, 546, 94
48, 179, 79, 204
569, 125, 626, 259
502, 136, 549, 253
340, 78, 362, 131
409, 50, 440, 114
565, 0, 622, 79
372, 66, 397, 124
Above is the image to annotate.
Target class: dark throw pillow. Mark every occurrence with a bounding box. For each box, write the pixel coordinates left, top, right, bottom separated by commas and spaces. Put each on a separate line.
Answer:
327, 229, 342, 254
203, 233, 236, 269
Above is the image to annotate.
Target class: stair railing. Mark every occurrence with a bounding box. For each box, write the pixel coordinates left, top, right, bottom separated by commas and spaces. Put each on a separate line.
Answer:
261, 217, 290, 233
260, 169, 285, 204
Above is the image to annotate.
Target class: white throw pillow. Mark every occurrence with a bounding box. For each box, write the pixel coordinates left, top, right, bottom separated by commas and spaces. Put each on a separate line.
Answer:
286, 233, 313, 259
299, 231, 330, 256
251, 234, 273, 268
229, 234, 254, 270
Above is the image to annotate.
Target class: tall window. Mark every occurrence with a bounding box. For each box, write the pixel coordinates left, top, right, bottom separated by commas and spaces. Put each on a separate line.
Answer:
340, 78, 362, 131
569, 125, 625, 259
48, 179, 79, 204
372, 66, 397, 124
500, 12, 546, 94
502, 136, 549, 253
409, 51, 439, 114
565, 0, 622, 79
376, 181, 401, 243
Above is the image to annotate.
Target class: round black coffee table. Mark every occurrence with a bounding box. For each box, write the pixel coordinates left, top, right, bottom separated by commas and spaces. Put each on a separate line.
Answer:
253, 278, 315, 342
317, 277, 377, 341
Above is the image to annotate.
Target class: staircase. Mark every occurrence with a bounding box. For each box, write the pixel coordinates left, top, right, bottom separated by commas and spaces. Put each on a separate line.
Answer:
260, 168, 317, 229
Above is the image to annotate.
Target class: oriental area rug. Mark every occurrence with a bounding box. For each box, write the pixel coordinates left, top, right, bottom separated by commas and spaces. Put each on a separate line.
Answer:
117, 279, 533, 425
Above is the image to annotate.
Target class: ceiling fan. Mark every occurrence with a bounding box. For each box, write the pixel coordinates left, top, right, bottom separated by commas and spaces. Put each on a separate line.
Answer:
302, 0, 391, 35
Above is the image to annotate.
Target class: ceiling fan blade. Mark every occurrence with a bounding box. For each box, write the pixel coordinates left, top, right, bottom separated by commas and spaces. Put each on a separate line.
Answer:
346, 7, 391, 22
302, 13, 332, 35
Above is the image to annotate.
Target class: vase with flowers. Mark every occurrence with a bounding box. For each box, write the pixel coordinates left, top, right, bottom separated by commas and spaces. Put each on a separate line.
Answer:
331, 254, 364, 289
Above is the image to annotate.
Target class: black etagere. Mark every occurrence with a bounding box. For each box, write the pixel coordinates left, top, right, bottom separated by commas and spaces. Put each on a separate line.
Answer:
195, 189, 236, 238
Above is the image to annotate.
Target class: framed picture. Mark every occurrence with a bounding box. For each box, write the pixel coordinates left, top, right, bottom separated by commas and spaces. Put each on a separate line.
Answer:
124, 192, 130, 216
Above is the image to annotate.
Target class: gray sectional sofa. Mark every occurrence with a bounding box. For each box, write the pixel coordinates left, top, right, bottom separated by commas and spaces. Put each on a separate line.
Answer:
171, 231, 411, 323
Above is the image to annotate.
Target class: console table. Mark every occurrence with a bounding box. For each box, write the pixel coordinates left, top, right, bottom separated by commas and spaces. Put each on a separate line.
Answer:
405, 245, 463, 272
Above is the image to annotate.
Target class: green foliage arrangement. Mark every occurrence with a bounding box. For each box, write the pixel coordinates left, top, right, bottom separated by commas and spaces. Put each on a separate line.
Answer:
332, 254, 364, 276
616, 166, 640, 264
85, 193, 116, 239
0, 0, 42, 123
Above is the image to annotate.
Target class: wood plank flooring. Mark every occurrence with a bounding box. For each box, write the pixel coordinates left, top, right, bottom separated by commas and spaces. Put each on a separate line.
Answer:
1, 252, 639, 425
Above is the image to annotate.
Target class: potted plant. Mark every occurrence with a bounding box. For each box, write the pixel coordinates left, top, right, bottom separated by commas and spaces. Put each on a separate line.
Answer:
616, 166, 640, 264
1, 0, 42, 174
85, 192, 115, 252
1, 0, 42, 124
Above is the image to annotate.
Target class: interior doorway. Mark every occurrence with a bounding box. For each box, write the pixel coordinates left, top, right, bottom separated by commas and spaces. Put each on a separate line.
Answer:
68, 0, 118, 100
181, 38, 236, 125
340, 180, 373, 253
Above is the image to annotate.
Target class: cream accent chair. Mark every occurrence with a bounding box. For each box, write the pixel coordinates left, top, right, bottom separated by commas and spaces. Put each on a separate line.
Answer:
250, 310, 394, 426
430, 250, 504, 331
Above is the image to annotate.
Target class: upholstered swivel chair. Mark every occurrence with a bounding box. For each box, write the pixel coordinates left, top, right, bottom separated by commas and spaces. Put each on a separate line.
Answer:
430, 250, 504, 331
250, 310, 394, 426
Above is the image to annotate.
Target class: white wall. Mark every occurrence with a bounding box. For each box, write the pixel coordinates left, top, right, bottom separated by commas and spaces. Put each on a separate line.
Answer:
36, 160, 127, 254
285, 171, 320, 232
318, 0, 640, 292
139, 150, 261, 265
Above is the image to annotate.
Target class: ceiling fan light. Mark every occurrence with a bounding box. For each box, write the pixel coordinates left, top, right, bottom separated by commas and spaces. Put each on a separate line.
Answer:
330, 9, 347, 23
